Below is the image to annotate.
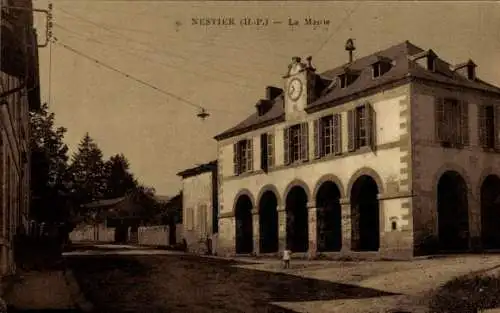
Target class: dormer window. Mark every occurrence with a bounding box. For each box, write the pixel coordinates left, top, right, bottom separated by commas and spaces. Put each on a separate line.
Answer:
372, 59, 393, 78
338, 72, 358, 89
411, 49, 437, 72
452, 59, 477, 81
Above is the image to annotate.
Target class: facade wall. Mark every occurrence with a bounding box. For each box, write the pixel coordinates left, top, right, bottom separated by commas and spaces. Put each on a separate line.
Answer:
182, 171, 215, 253
410, 82, 500, 253
0, 0, 38, 275
217, 84, 414, 258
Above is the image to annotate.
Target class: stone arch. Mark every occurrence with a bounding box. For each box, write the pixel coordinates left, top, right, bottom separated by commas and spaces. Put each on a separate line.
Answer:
234, 193, 254, 254
258, 188, 280, 253
477, 167, 500, 201
479, 172, 500, 249
284, 184, 309, 253
283, 179, 312, 205
436, 170, 470, 251
315, 180, 342, 252
432, 163, 472, 199
346, 167, 385, 197
232, 188, 255, 213
257, 184, 282, 210
312, 174, 345, 200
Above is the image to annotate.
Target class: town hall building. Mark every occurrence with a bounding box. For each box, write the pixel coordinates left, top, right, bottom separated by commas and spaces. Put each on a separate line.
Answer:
213, 40, 500, 259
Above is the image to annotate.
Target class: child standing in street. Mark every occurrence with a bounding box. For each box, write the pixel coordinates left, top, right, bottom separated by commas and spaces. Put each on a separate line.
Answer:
282, 247, 291, 269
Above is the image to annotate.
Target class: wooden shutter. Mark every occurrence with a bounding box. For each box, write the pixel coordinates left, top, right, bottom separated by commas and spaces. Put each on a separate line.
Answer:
260, 134, 268, 171
435, 97, 445, 142
478, 104, 488, 148
233, 143, 239, 175
313, 119, 322, 159
246, 139, 253, 171
267, 133, 275, 168
333, 113, 342, 155
460, 101, 469, 146
300, 122, 309, 161
495, 105, 500, 150
283, 127, 290, 165
347, 109, 356, 151
365, 102, 375, 150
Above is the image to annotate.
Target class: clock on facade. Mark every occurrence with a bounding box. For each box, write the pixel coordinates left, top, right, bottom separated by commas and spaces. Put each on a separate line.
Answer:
287, 78, 303, 101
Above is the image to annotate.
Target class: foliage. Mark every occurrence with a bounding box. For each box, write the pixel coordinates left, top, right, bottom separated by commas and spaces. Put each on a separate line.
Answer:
103, 153, 138, 199
429, 274, 500, 313
125, 184, 161, 224
30, 102, 72, 222
68, 133, 107, 206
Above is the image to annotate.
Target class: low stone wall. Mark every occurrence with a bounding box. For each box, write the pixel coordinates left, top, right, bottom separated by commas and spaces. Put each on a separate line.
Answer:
137, 224, 184, 246
138, 226, 168, 246
69, 225, 115, 243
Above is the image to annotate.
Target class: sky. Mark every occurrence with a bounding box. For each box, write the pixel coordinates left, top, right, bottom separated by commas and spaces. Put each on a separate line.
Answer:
30, 0, 500, 197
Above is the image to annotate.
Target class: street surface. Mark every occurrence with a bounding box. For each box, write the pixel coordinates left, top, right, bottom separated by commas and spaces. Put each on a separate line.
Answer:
64, 244, 394, 313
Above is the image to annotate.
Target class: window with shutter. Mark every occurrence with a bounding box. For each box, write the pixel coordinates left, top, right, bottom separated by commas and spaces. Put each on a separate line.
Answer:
313, 119, 321, 159
246, 139, 253, 172
260, 133, 268, 171
495, 105, 500, 150
333, 113, 342, 155
357, 106, 367, 148
347, 109, 356, 151
365, 103, 375, 150
283, 127, 290, 165
233, 143, 239, 175
322, 116, 334, 156
478, 104, 488, 148
460, 101, 469, 146
435, 97, 445, 142
300, 122, 309, 161
267, 133, 275, 168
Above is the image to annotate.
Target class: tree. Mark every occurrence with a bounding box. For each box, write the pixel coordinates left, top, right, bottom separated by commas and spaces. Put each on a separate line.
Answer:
68, 133, 107, 206
126, 184, 160, 224
103, 153, 138, 199
30, 102, 71, 222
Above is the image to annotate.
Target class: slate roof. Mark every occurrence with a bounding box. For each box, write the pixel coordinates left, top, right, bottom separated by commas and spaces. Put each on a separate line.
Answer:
177, 160, 217, 179
214, 40, 500, 141
81, 197, 126, 209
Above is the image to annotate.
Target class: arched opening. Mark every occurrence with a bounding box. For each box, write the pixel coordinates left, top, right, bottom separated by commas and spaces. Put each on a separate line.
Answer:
315, 181, 342, 252
480, 175, 500, 249
437, 171, 469, 251
285, 186, 308, 252
350, 175, 380, 251
235, 194, 253, 254
259, 190, 279, 253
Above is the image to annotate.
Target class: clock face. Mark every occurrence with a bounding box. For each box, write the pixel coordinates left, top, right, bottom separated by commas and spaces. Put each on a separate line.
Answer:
288, 78, 303, 101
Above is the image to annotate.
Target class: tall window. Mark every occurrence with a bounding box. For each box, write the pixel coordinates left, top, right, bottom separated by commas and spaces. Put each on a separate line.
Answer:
260, 132, 275, 172
435, 98, 469, 148
479, 104, 500, 150
314, 114, 342, 158
348, 103, 375, 151
233, 139, 253, 175
284, 123, 308, 164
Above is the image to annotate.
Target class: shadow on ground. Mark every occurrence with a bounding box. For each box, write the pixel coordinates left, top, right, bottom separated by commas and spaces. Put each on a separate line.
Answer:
67, 253, 398, 313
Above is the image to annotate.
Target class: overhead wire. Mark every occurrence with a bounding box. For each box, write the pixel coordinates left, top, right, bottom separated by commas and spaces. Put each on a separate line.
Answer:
53, 23, 259, 91
312, 1, 362, 56
55, 7, 269, 83
53, 39, 214, 113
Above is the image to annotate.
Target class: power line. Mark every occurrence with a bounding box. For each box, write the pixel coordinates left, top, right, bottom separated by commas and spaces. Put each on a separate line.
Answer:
48, 39, 53, 105
53, 23, 259, 91
53, 39, 204, 111
55, 7, 263, 83
312, 2, 362, 56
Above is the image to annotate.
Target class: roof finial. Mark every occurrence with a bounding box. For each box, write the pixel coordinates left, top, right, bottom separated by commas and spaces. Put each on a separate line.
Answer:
345, 38, 356, 63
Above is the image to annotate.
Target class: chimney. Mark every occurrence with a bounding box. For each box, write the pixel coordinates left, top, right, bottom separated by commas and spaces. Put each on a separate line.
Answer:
345, 38, 356, 64
265, 86, 283, 100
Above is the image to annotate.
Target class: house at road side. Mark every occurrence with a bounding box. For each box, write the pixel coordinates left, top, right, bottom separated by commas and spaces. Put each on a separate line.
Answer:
0, 0, 42, 274
177, 160, 218, 254
213, 40, 500, 259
